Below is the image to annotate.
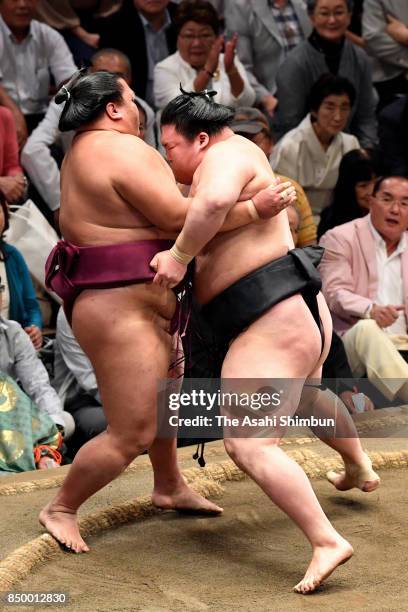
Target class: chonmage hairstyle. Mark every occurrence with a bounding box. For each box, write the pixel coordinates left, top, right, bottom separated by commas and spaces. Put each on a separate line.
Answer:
161, 87, 234, 140
55, 69, 125, 132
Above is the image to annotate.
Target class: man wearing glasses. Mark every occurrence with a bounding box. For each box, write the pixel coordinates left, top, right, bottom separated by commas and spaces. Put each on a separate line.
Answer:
319, 175, 408, 403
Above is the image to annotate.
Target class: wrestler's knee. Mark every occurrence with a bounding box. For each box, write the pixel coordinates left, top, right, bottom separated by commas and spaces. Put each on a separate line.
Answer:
109, 426, 156, 463
224, 437, 280, 466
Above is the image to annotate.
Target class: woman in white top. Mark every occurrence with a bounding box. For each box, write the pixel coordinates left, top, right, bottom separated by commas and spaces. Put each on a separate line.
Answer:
271, 73, 360, 217
154, 0, 255, 110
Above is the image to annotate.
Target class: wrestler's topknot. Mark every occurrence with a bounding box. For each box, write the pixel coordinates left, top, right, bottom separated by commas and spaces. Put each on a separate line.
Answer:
55, 69, 124, 132
161, 86, 235, 141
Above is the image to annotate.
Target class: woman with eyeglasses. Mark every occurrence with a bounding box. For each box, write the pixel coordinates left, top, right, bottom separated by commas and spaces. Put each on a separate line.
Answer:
154, 0, 255, 110
0, 192, 43, 349
271, 73, 360, 219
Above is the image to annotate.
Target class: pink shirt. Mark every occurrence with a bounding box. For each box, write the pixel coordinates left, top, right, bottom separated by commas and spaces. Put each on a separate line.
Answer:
0, 106, 22, 176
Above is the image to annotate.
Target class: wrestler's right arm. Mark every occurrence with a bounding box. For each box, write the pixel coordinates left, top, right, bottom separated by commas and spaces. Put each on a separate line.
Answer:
113, 139, 284, 232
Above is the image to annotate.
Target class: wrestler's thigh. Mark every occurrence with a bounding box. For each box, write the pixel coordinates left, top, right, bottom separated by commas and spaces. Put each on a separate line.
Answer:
221, 294, 322, 380
71, 292, 172, 439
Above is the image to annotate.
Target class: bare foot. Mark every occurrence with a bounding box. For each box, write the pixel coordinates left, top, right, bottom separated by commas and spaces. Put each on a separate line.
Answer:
39, 502, 89, 553
294, 537, 353, 594
327, 454, 380, 492
152, 482, 223, 515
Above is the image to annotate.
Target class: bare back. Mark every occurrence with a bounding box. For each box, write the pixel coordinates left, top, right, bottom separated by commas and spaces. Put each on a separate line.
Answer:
191, 135, 294, 304
60, 130, 178, 245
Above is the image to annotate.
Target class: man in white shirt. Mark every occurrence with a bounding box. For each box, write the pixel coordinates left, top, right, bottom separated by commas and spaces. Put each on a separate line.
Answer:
319, 175, 408, 403
0, 0, 77, 147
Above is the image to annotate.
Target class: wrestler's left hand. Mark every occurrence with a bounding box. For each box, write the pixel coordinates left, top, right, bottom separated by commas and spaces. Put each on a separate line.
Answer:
150, 250, 188, 289
24, 325, 43, 350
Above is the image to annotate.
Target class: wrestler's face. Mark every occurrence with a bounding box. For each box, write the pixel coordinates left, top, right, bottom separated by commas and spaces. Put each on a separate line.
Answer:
312, 93, 351, 139
116, 79, 140, 137
310, 0, 351, 43
0, 0, 38, 32
161, 125, 207, 184
370, 177, 408, 243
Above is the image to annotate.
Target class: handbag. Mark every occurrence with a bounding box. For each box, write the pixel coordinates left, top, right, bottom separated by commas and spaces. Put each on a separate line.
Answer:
5, 199, 60, 300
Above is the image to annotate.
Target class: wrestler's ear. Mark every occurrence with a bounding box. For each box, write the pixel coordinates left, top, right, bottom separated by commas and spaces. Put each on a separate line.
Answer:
197, 132, 210, 150
105, 101, 122, 121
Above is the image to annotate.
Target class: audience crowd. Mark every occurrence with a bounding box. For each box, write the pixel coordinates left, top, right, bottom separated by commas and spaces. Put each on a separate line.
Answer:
1, 0, 408, 473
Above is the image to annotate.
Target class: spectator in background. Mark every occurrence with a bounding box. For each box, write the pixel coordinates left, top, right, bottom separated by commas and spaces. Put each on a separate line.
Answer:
0, 194, 43, 349
35, 0, 121, 65
319, 175, 408, 404
274, 0, 378, 148
0, 106, 26, 204
230, 106, 317, 246
154, 0, 255, 110
224, 0, 311, 118
363, 0, 408, 110
98, 0, 178, 106
271, 74, 359, 218
53, 307, 106, 455
318, 148, 378, 238
21, 48, 155, 223
379, 94, 408, 177
0, 0, 77, 147
0, 285, 75, 472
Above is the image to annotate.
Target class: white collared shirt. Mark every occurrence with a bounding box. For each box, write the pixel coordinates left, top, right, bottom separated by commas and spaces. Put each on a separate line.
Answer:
368, 215, 407, 335
0, 16, 77, 114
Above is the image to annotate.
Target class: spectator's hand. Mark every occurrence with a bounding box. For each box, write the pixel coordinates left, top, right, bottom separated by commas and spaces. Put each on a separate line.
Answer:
0, 175, 25, 204
71, 25, 100, 48
386, 15, 408, 45
205, 36, 224, 75
224, 32, 238, 74
370, 303, 405, 328
24, 325, 43, 350
261, 94, 278, 117
340, 386, 375, 414
150, 250, 188, 289
251, 177, 297, 219
13, 110, 28, 149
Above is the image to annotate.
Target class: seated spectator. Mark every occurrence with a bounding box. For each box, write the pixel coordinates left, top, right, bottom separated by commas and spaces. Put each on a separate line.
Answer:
273, 0, 378, 148
154, 0, 255, 110
271, 74, 359, 218
224, 0, 311, 117
0, 371, 62, 473
0, 0, 77, 146
363, 0, 408, 110
99, 0, 178, 106
0, 193, 43, 348
318, 148, 378, 238
379, 94, 408, 177
0, 284, 75, 472
319, 175, 408, 404
35, 0, 121, 66
287, 203, 301, 245
53, 307, 106, 455
230, 106, 317, 246
0, 106, 26, 205
21, 48, 155, 223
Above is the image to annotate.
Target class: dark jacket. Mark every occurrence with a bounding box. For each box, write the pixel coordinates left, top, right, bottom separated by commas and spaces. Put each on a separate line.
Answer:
98, 0, 178, 100
378, 95, 408, 177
